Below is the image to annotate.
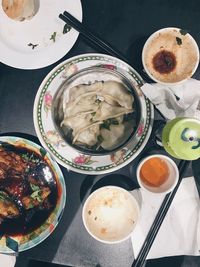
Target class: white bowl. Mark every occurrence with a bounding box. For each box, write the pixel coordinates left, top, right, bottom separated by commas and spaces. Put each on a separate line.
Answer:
142, 27, 199, 85
82, 186, 140, 244
136, 154, 179, 194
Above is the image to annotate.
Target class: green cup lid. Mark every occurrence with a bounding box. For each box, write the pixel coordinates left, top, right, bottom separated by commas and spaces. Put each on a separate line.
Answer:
162, 118, 200, 160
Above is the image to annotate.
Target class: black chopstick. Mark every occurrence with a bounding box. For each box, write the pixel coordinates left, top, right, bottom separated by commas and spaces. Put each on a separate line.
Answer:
132, 160, 190, 267
59, 12, 154, 84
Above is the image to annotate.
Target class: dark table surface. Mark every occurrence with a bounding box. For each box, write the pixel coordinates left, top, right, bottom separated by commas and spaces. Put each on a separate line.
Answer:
1, 0, 200, 266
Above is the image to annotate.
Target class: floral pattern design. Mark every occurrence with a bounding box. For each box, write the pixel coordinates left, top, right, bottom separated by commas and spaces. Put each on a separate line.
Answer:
44, 91, 53, 115
110, 148, 128, 165
98, 64, 116, 70
44, 131, 66, 148
137, 120, 145, 136
73, 155, 97, 165
61, 63, 78, 79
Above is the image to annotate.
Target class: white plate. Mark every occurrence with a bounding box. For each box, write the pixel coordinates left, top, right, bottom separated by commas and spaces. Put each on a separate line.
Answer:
0, 0, 82, 69
33, 53, 154, 175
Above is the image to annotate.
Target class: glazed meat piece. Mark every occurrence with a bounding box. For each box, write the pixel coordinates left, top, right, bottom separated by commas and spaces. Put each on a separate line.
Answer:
3, 179, 28, 198
22, 186, 51, 210
0, 191, 20, 219
0, 147, 28, 180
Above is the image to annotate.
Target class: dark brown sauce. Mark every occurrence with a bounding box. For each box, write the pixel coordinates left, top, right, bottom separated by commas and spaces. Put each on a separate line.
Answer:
0, 144, 58, 236
152, 50, 177, 74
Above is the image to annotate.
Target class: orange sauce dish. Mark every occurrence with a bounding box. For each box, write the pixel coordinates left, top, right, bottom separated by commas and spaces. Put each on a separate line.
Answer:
140, 157, 169, 187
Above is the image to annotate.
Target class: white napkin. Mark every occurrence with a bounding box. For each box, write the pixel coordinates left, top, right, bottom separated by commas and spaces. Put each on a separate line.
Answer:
141, 78, 200, 120
131, 176, 200, 259
0, 254, 16, 267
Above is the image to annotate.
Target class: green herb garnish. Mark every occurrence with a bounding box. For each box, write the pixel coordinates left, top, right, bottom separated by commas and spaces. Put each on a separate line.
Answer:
27, 203, 34, 209
63, 24, 71, 34
22, 153, 40, 164
50, 32, 57, 42
30, 183, 40, 192
110, 118, 119, 125
22, 153, 30, 161
91, 112, 96, 116
100, 118, 120, 130
25, 167, 30, 173
180, 29, 188, 36
176, 37, 182, 45
28, 43, 38, 50
101, 120, 111, 130
95, 99, 101, 104
97, 135, 104, 143
30, 183, 42, 202
31, 190, 42, 202
0, 191, 10, 202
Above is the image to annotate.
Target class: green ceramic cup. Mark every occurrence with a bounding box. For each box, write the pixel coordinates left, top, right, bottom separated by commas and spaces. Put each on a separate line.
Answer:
162, 117, 200, 160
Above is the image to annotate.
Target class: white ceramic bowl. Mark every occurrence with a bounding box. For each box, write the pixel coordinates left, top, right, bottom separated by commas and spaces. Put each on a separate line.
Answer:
82, 186, 140, 244
142, 27, 199, 85
136, 154, 179, 194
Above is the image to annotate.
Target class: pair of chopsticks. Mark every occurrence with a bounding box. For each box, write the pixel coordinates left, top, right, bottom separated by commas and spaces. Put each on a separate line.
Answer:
59, 11, 190, 266
59, 11, 154, 84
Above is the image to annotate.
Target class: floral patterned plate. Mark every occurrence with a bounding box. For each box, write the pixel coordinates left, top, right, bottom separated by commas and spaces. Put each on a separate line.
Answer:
33, 53, 154, 175
0, 136, 66, 253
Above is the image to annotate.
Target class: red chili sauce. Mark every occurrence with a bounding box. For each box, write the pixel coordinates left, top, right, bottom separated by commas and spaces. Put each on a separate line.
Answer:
152, 50, 177, 74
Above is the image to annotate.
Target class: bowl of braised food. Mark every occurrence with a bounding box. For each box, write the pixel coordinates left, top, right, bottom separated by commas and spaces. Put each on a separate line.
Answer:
52, 66, 142, 155
0, 136, 66, 253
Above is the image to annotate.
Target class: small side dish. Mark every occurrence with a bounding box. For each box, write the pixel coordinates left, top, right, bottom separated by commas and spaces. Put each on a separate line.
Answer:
82, 186, 140, 244
142, 27, 199, 84
2, 0, 38, 21
136, 154, 179, 194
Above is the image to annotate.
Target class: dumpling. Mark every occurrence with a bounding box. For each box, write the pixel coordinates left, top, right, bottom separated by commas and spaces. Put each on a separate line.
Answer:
73, 123, 101, 146
61, 114, 93, 137
101, 81, 134, 109
2, 0, 37, 21
68, 81, 104, 102
93, 102, 133, 121
63, 92, 98, 117
100, 123, 125, 150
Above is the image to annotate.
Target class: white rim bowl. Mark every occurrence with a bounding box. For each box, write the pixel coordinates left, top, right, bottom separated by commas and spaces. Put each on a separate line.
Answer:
136, 154, 179, 194
142, 27, 200, 85
82, 186, 140, 244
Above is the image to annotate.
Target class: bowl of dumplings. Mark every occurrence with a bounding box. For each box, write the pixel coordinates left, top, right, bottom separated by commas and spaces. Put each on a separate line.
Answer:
52, 66, 142, 155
